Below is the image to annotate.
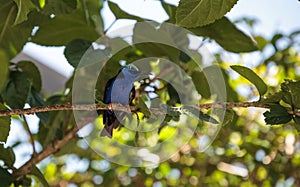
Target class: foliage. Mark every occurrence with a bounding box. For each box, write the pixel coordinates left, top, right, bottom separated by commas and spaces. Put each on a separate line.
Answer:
0, 0, 299, 186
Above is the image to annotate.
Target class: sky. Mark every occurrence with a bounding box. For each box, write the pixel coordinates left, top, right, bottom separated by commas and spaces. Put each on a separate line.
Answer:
6, 0, 300, 169
23, 0, 300, 79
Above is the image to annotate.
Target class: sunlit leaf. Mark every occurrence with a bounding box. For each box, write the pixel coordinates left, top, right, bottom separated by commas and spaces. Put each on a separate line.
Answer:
0, 49, 9, 93
13, 0, 38, 25
176, 0, 238, 27
0, 104, 10, 143
231, 65, 267, 97
108, 1, 143, 21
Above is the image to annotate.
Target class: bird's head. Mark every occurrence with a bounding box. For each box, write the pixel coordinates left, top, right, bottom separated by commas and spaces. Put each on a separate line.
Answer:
121, 64, 140, 80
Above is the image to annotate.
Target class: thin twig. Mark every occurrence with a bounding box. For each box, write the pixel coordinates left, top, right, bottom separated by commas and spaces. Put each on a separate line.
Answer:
22, 115, 36, 156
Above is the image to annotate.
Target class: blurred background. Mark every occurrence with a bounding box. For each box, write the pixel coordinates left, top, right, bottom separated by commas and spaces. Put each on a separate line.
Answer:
4, 0, 300, 186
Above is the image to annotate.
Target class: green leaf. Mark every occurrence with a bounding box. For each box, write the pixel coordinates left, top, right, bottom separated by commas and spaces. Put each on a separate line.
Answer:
41, 0, 77, 15
0, 49, 9, 93
39, 111, 66, 147
17, 61, 42, 92
0, 144, 15, 167
136, 95, 151, 118
161, 1, 177, 23
108, 1, 143, 21
182, 106, 219, 124
133, 22, 188, 61
222, 109, 236, 126
28, 88, 49, 124
13, 0, 38, 25
263, 104, 292, 125
191, 71, 211, 99
254, 36, 268, 51
189, 17, 258, 53
30, 165, 50, 187
64, 39, 92, 68
32, 10, 99, 46
281, 80, 300, 109
0, 0, 33, 58
0, 104, 10, 143
161, 104, 180, 117
0, 167, 14, 187
231, 65, 267, 97
2, 71, 32, 109
176, 0, 238, 27
294, 117, 300, 125
166, 84, 180, 105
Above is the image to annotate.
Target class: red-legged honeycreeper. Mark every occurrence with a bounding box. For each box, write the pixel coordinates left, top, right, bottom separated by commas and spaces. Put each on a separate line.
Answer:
101, 64, 144, 138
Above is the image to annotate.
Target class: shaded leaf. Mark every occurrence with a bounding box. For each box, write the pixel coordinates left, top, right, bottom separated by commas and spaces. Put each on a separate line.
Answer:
161, 1, 177, 23
0, 144, 15, 167
41, 0, 77, 15
231, 65, 267, 97
17, 61, 42, 92
13, 0, 38, 25
0, 104, 10, 143
222, 109, 236, 126
108, 1, 143, 21
161, 104, 180, 117
0, 167, 14, 187
30, 165, 50, 187
182, 106, 219, 124
264, 104, 292, 125
32, 10, 99, 46
166, 84, 180, 105
28, 88, 49, 124
191, 70, 211, 99
136, 95, 151, 118
64, 39, 92, 68
176, 0, 238, 27
281, 80, 300, 109
2, 71, 32, 109
39, 111, 66, 147
189, 17, 258, 53
133, 22, 188, 61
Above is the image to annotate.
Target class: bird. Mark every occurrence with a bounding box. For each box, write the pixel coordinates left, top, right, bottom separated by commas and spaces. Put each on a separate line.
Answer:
100, 64, 141, 138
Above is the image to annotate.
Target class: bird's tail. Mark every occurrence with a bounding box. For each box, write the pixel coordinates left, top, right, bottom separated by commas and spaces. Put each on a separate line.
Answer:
100, 125, 114, 138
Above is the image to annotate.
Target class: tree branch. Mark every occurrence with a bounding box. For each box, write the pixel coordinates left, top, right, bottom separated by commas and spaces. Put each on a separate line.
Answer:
1, 102, 300, 117
12, 117, 95, 179
8, 101, 300, 179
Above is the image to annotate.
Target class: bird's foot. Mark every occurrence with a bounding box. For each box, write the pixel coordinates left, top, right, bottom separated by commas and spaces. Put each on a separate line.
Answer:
108, 103, 113, 111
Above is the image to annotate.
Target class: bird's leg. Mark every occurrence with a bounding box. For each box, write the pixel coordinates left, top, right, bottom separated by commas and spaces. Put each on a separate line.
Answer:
108, 103, 113, 111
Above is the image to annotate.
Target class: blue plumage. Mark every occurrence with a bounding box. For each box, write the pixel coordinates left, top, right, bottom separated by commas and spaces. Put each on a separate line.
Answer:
101, 65, 140, 138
